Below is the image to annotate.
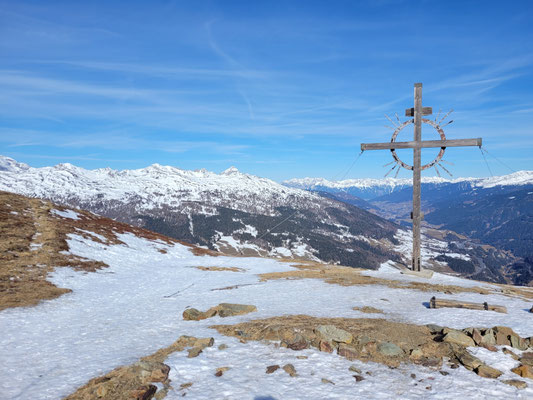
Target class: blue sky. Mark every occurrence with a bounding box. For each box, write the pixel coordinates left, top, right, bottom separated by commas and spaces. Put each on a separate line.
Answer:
1, 0, 532, 181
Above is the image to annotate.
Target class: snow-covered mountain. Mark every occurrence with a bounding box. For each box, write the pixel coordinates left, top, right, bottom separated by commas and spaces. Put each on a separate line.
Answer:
284, 171, 533, 200
0, 156, 400, 269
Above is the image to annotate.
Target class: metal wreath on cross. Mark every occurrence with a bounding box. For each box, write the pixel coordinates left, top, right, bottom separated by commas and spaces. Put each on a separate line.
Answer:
390, 118, 446, 171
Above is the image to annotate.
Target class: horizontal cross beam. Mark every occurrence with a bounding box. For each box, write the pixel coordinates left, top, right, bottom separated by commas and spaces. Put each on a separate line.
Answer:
405, 106, 432, 116
361, 138, 482, 151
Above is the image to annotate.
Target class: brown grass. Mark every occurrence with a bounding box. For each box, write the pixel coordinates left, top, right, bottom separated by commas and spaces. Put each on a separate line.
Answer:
0, 191, 215, 311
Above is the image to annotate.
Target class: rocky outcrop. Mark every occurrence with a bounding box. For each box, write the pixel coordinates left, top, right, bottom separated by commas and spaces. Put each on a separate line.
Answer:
183, 303, 257, 321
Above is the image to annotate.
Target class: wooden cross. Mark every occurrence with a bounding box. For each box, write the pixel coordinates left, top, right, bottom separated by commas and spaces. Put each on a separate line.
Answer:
361, 83, 482, 272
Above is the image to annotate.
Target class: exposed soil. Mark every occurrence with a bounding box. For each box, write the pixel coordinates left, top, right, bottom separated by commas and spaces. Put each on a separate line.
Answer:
264, 261, 533, 299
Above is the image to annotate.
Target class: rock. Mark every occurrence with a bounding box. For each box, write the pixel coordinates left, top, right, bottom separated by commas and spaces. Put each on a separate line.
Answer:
520, 352, 533, 366
503, 348, 520, 360
130, 384, 157, 400
349, 365, 362, 374
215, 367, 230, 377
95, 385, 107, 398
353, 375, 365, 382
454, 349, 482, 371
479, 329, 496, 346
315, 325, 353, 344
296, 356, 308, 359
443, 330, 475, 347
472, 328, 483, 345
439, 371, 449, 376
377, 342, 404, 357
218, 344, 228, 350
511, 335, 528, 351
426, 324, 444, 334
479, 343, 498, 352
149, 363, 170, 383
409, 349, 424, 359
321, 378, 335, 385
319, 340, 334, 353
216, 303, 257, 317
338, 344, 359, 360
530, 306, 533, 313
285, 334, 309, 351
282, 364, 297, 377
266, 365, 280, 374
475, 364, 502, 379
182, 308, 205, 321
512, 365, 533, 379
503, 379, 527, 389
194, 337, 214, 348
187, 347, 203, 358
493, 326, 514, 346
410, 373, 416, 379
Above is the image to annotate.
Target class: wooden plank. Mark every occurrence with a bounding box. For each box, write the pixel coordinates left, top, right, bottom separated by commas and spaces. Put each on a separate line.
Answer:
405, 106, 432, 116
429, 296, 507, 313
412, 84, 422, 272
361, 138, 482, 151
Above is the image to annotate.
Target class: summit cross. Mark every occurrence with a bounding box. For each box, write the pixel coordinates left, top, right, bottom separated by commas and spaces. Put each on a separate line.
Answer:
361, 83, 482, 272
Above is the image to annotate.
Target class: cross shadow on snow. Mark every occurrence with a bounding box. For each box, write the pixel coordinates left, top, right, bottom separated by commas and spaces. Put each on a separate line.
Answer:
254, 396, 278, 400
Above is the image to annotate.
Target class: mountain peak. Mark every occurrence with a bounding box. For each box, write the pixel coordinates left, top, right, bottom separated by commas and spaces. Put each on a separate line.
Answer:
222, 166, 240, 175
0, 155, 30, 172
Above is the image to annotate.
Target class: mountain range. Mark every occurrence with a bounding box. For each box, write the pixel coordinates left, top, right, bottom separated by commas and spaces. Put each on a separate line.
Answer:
1, 155, 531, 285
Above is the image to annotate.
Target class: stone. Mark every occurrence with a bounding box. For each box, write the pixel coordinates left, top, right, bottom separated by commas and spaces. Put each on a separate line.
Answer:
296, 356, 308, 359
454, 349, 482, 371
266, 365, 280, 374
475, 364, 502, 379
95, 385, 107, 398
194, 337, 214, 348
472, 328, 483, 345
338, 344, 359, 360
319, 340, 334, 353
409, 348, 424, 359
503, 379, 527, 389
442, 330, 475, 347
216, 303, 257, 317
218, 344, 228, 350
512, 365, 533, 379
503, 348, 520, 360
130, 384, 157, 400
283, 364, 297, 377
315, 325, 353, 344
182, 308, 205, 321
149, 363, 170, 383
353, 375, 365, 382
187, 347, 203, 358
439, 371, 449, 376
479, 329, 496, 346
215, 367, 230, 377
479, 343, 498, 352
493, 326, 514, 346
321, 378, 335, 385
286, 334, 309, 351
510, 335, 528, 351
377, 342, 404, 357
349, 365, 362, 374
426, 324, 444, 334
520, 352, 533, 366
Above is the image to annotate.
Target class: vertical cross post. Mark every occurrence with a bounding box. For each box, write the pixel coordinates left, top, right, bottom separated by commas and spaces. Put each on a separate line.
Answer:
412, 83, 423, 272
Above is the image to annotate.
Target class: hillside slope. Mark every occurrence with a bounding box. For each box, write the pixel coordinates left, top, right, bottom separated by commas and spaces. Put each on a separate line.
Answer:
1, 192, 533, 399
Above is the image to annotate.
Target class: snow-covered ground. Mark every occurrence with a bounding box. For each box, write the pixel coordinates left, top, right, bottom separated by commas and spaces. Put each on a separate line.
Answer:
1, 233, 532, 399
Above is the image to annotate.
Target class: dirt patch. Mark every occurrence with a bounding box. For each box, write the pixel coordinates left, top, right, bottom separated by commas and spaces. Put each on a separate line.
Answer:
195, 266, 245, 272
260, 261, 533, 298
66, 335, 214, 400
353, 306, 384, 314
0, 191, 212, 311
